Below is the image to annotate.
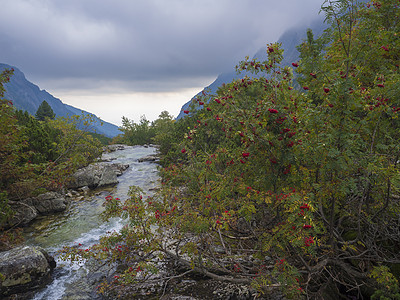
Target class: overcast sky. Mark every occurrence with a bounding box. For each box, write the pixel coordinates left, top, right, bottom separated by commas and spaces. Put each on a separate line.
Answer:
0, 0, 323, 126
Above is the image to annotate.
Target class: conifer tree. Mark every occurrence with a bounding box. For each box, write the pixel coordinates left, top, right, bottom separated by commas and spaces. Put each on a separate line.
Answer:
35, 100, 55, 121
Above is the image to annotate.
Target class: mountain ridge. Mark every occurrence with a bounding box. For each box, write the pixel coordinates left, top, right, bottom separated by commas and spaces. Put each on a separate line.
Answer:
176, 17, 326, 119
1, 63, 120, 138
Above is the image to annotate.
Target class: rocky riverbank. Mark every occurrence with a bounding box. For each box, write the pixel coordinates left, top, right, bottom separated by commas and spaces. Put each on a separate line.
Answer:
4, 161, 129, 231
0, 146, 132, 298
0, 145, 281, 299
0, 246, 56, 299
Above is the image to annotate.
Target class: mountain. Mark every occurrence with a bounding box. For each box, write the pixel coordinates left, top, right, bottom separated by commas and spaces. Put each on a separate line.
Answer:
176, 17, 326, 119
0, 63, 120, 138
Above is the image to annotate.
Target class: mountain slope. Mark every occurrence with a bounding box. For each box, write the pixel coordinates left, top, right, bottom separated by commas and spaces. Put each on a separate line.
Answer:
176, 18, 326, 119
1, 63, 120, 137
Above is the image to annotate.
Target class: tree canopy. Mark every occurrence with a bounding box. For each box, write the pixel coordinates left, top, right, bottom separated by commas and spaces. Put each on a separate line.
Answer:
35, 100, 55, 121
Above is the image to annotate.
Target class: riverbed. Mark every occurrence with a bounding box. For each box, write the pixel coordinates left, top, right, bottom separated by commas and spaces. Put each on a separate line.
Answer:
23, 145, 160, 300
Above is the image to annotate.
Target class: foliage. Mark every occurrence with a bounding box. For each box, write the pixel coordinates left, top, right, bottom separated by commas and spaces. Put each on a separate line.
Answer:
61, 0, 400, 299
113, 115, 156, 145
0, 71, 104, 250
369, 265, 400, 300
35, 100, 55, 121
0, 192, 12, 228
0, 72, 102, 229
0, 226, 23, 252
0, 69, 27, 250
0, 67, 19, 224
13, 114, 101, 199
151, 111, 175, 154
112, 112, 176, 149
44, 114, 103, 182
16, 110, 61, 164
87, 131, 112, 146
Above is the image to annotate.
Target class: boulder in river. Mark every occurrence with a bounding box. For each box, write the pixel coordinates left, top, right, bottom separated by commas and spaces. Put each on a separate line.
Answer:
67, 162, 119, 189
5, 192, 68, 228
110, 163, 129, 176
138, 154, 158, 162
103, 144, 126, 153
0, 246, 56, 298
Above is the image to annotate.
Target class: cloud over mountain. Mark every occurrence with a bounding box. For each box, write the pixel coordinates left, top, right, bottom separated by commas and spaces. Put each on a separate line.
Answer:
0, 0, 324, 123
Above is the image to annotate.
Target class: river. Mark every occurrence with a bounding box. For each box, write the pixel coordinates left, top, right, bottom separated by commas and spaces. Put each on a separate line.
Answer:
23, 145, 160, 300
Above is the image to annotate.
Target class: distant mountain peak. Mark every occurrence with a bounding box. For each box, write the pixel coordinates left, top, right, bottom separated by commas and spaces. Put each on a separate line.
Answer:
176, 17, 326, 119
0, 63, 120, 138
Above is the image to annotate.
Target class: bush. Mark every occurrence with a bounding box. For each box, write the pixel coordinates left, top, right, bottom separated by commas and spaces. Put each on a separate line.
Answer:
61, 1, 400, 298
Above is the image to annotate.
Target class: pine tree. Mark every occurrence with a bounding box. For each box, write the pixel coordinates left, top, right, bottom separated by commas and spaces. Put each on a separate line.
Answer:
35, 100, 55, 121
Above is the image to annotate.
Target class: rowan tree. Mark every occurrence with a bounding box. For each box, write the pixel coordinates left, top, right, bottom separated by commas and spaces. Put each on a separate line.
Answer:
61, 1, 400, 299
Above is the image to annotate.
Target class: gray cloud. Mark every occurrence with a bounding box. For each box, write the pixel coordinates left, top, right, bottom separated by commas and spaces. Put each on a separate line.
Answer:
1, 0, 323, 87
0, 0, 324, 123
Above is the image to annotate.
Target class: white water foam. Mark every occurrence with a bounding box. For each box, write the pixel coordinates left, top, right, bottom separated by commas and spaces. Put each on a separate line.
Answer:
30, 146, 159, 300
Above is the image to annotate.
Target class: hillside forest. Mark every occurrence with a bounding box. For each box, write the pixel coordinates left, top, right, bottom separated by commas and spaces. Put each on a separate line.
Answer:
1, 0, 400, 299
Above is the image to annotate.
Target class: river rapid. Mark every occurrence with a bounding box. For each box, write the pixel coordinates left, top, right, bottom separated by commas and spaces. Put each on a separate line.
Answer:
23, 145, 160, 300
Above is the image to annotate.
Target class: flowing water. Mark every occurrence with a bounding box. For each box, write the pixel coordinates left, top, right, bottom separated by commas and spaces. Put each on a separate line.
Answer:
23, 145, 160, 300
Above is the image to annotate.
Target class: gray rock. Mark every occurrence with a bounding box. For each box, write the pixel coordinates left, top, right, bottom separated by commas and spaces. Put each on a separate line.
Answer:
104, 144, 126, 152
0, 246, 56, 298
22, 192, 68, 214
110, 163, 129, 176
67, 163, 119, 189
79, 186, 90, 195
6, 201, 38, 227
5, 192, 68, 228
138, 155, 158, 162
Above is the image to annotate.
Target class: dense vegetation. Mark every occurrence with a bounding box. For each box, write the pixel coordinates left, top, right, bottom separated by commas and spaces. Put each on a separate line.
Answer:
112, 111, 175, 146
0, 72, 103, 244
62, 0, 400, 299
